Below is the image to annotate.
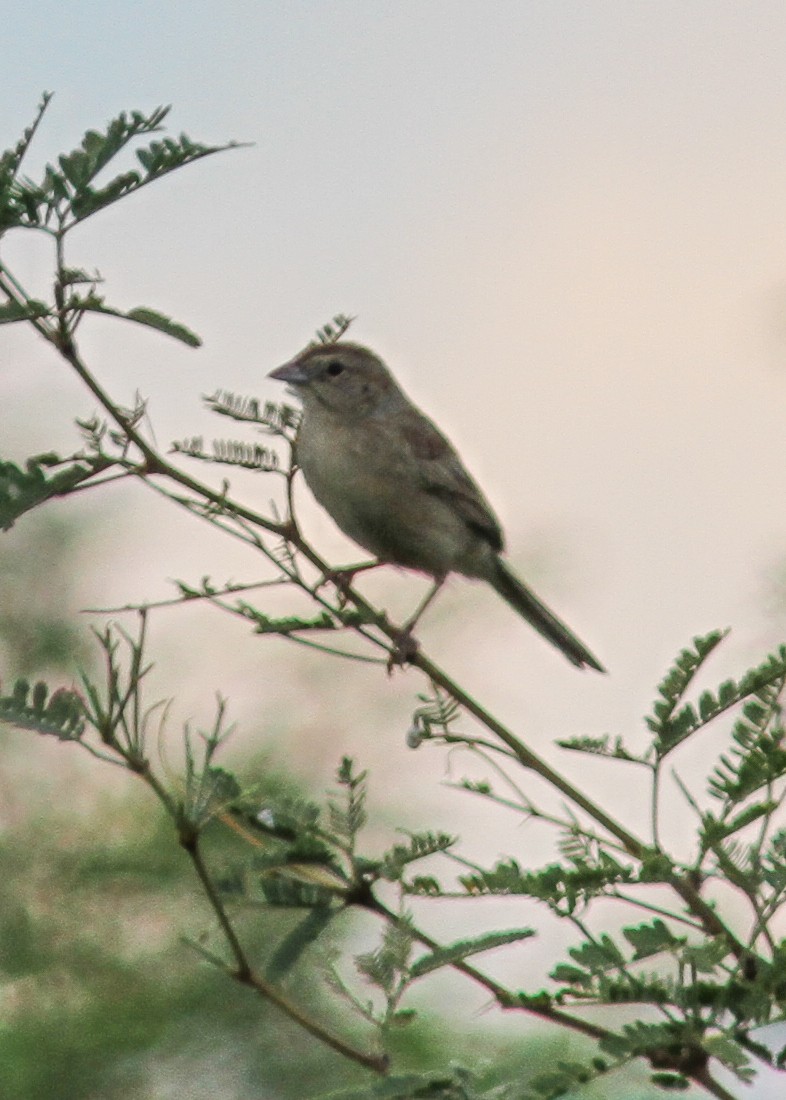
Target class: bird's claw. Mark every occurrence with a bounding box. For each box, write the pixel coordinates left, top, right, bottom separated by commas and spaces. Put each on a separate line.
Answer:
386, 628, 419, 673
315, 566, 357, 607
316, 561, 381, 606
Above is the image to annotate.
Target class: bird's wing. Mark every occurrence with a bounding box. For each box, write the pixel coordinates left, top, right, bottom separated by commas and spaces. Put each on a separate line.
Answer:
399, 412, 504, 552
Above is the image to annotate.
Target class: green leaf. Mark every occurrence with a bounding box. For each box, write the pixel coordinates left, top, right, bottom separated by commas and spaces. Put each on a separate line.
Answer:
0, 92, 53, 186
0, 678, 85, 739
522, 1060, 609, 1100
71, 295, 201, 345
649, 638, 786, 759
258, 873, 337, 910
126, 305, 201, 343
0, 298, 50, 324
680, 939, 732, 973
649, 1073, 690, 1090
69, 172, 141, 218
622, 918, 683, 960
356, 920, 413, 995
645, 631, 726, 750
703, 1035, 755, 1082
703, 801, 778, 844
379, 831, 456, 880
550, 963, 593, 987
328, 757, 368, 842
314, 1071, 477, 1100
556, 734, 641, 762
313, 313, 354, 346
708, 679, 786, 803
461, 857, 635, 909
0, 454, 113, 530
58, 149, 90, 188
410, 928, 534, 978
123, 306, 202, 347
569, 934, 626, 974
171, 436, 280, 471
265, 905, 335, 981
204, 393, 301, 438
5, 103, 242, 229
405, 876, 443, 896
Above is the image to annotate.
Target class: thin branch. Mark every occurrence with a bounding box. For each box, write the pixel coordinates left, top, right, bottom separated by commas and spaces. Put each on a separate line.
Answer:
366, 894, 612, 1044
46, 328, 756, 966
181, 832, 386, 1072
692, 1067, 743, 1100
609, 890, 706, 932
83, 578, 288, 615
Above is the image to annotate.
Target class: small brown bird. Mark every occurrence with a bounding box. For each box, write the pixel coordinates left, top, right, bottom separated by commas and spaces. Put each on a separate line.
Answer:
269, 342, 604, 671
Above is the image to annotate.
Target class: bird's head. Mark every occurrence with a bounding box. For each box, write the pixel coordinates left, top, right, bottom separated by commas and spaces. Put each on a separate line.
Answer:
269, 342, 403, 418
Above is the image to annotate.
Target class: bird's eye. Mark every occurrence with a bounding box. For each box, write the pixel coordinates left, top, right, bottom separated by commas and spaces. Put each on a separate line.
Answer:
326, 360, 345, 377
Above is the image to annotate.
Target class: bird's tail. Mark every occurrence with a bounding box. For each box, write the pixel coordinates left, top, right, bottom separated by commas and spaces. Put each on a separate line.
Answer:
490, 559, 605, 672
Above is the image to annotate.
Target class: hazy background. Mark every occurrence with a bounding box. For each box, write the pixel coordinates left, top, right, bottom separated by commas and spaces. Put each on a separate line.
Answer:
4, 3, 786, 1097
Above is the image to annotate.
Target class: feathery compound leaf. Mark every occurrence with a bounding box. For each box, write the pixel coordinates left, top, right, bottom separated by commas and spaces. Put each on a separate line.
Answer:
2, 102, 241, 228
1, 93, 52, 183
0, 95, 54, 231
62, 110, 244, 224
124, 307, 201, 346
556, 734, 641, 762
763, 829, 786, 893
211, 438, 279, 471
61, 106, 170, 190
599, 1019, 706, 1065
328, 757, 367, 843
461, 858, 635, 911
171, 436, 280, 471
257, 873, 337, 910
315, 1069, 479, 1099
520, 1060, 611, 1100
379, 831, 456, 881
550, 963, 594, 988
313, 314, 354, 346
405, 876, 444, 896
0, 299, 50, 324
0, 454, 113, 530
241, 607, 338, 636
568, 934, 626, 974
649, 638, 786, 758
622, 919, 684, 960
410, 928, 534, 978
702, 802, 778, 848
265, 905, 336, 981
203, 392, 301, 432
356, 920, 414, 995
648, 1073, 690, 1091
702, 1036, 755, 1083
645, 631, 726, 750
0, 678, 85, 740
708, 675, 786, 803
77, 298, 201, 346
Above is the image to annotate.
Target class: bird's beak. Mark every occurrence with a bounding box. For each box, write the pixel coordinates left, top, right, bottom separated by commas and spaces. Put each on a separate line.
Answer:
268, 359, 310, 385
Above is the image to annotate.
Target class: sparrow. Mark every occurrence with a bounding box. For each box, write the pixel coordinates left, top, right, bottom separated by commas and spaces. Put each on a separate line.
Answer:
269, 342, 604, 671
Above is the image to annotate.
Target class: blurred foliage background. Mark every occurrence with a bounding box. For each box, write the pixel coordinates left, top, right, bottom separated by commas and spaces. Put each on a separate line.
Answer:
0, 513, 670, 1099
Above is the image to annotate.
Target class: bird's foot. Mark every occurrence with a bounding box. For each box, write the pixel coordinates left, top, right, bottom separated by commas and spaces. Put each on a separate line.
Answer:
386, 627, 420, 673
317, 560, 381, 604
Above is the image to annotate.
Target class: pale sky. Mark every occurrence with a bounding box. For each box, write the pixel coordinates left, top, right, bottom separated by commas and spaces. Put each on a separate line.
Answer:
5, 6, 786, 1091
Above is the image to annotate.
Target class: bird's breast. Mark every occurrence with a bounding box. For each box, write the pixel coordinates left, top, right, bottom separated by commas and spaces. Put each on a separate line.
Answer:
295, 410, 495, 578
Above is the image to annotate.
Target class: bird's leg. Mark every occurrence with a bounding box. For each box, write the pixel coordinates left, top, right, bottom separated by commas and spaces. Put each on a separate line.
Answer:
387, 577, 445, 670
403, 577, 445, 634
317, 559, 383, 602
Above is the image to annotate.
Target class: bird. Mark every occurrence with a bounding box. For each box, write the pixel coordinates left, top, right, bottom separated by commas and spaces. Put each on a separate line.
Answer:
268, 342, 605, 672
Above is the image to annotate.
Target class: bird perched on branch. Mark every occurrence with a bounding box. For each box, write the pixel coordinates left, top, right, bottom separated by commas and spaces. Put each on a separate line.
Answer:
269, 342, 604, 672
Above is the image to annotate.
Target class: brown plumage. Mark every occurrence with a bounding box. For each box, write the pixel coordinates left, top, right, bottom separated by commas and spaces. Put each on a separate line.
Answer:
269, 342, 604, 672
